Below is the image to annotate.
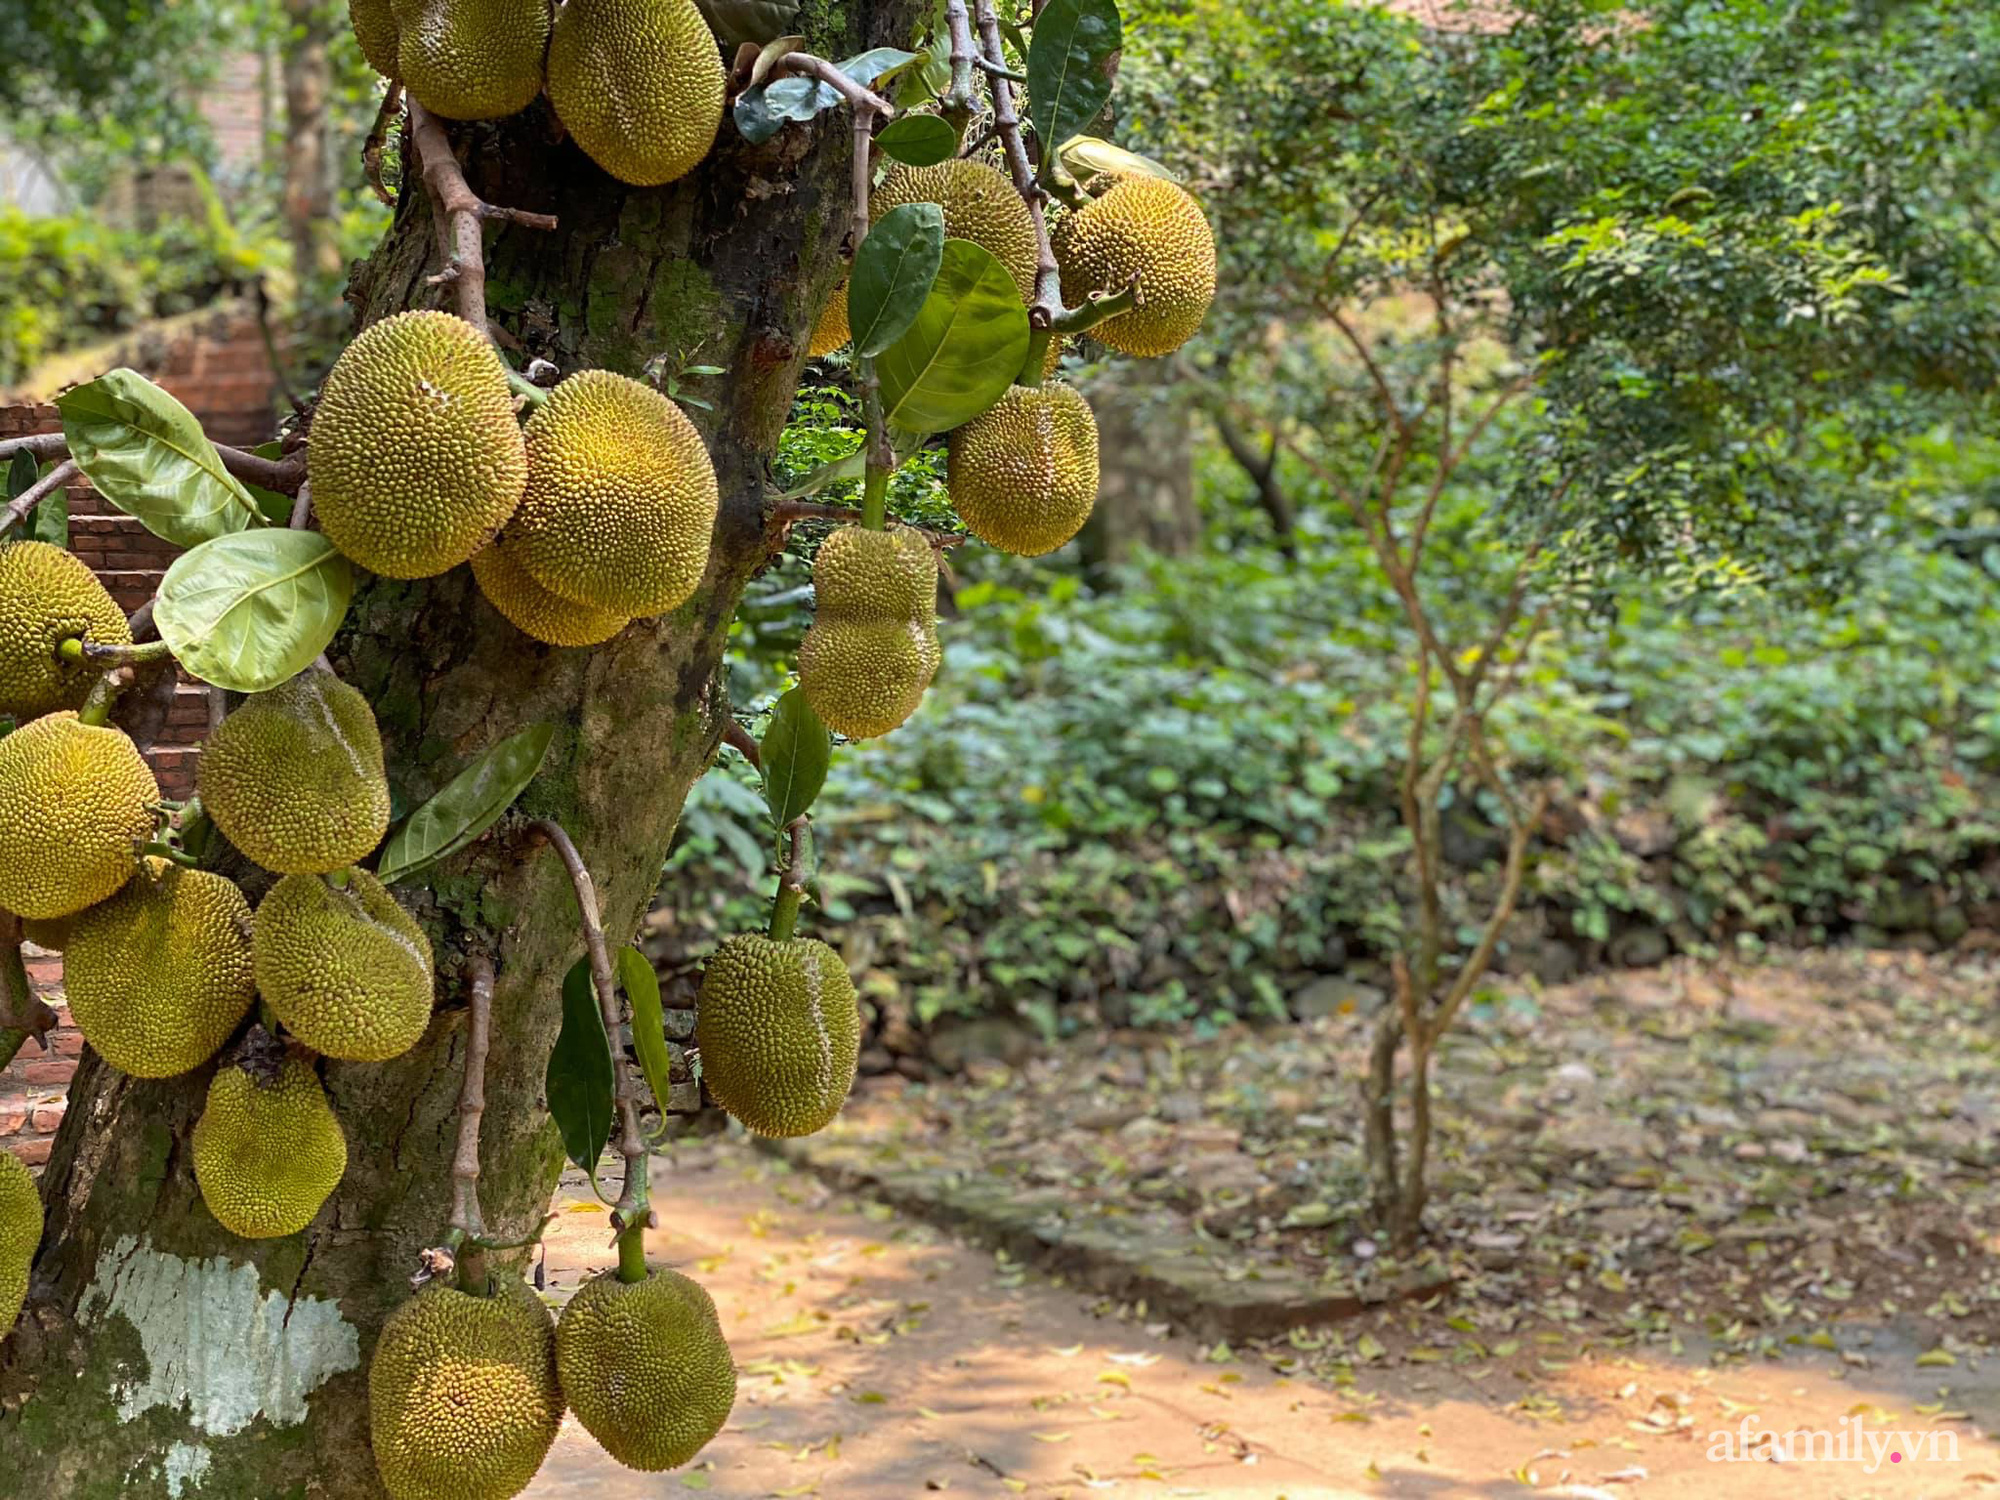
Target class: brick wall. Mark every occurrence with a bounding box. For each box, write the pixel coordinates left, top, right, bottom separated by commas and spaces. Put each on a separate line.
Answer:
3, 306, 278, 1168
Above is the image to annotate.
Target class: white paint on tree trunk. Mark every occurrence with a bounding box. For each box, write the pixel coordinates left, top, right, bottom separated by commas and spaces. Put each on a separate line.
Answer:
83, 1235, 360, 1438
162, 1442, 214, 1497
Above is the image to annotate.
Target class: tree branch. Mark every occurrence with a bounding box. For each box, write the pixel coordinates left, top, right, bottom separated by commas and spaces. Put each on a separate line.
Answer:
1, 434, 306, 497
363, 80, 403, 208
722, 720, 762, 771
941, 0, 980, 118
975, 0, 1061, 331
765, 498, 966, 549
445, 955, 494, 1289
0, 434, 67, 464
0, 460, 77, 540
407, 99, 559, 340
775, 53, 896, 117
1, 911, 60, 1058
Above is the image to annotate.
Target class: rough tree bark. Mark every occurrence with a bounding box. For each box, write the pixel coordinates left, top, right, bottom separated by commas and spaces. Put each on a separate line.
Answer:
0, 4, 911, 1493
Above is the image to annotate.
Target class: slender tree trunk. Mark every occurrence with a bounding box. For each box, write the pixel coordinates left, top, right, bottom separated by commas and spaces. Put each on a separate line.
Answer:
0, 5, 904, 1490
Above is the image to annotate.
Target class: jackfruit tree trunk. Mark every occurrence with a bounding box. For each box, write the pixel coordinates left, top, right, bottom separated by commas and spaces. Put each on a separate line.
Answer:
0, 6, 909, 1492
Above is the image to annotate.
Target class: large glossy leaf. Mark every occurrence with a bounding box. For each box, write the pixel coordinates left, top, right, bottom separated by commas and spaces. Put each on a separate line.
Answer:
1059, 134, 1177, 183
375, 723, 556, 885
849, 202, 945, 357
876, 238, 1030, 434
547, 956, 614, 1177
57, 368, 263, 548
154, 529, 352, 692
1027, 0, 1123, 173
618, 946, 678, 1125
734, 47, 921, 144
694, 0, 798, 47
760, 687, 831, 829
875, 113, 959, 168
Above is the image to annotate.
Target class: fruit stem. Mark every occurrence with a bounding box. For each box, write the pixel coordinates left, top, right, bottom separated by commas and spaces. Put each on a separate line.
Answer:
75, 671, 122, 727
326, 868, 352, 890
860, 465, 891, 530
615, 1215, 649, 1284
1018, 328, 1053, 388
57, 636, 173, 667
769, 883, 804, 943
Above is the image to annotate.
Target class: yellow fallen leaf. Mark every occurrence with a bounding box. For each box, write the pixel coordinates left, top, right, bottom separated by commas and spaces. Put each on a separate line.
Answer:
1918, 1349, 1958, 1368
1032, 1431, 1072, 1443
1098, 1371, 1131, 1389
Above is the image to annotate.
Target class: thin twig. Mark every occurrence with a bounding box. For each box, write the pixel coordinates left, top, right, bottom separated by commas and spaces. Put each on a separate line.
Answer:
765, 498, 966, 547
775, 52, 896, 117
975, 0, 1061, 329
407, 99, 559, 340
447, 956, 495, 1288
722, 720, 762, 772
0, 434, 67, 464
942, 0, 980, 117
0, 460, 77, 539
0, 433, 305, 494
363, 79, 404, 207
289, 482, 313, 530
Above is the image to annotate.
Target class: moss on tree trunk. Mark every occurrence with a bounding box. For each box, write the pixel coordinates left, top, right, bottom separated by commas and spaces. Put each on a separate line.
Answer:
0, 6, 913, 1490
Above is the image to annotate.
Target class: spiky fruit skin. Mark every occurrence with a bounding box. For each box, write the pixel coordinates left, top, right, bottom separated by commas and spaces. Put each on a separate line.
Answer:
694, 934, 860, 1137
0, 713, 157, 921
348, 0, 400, 75
471, 534, 629, 647
807, 282, 850, 357
393, 0, 549, 121
199, 672, 392, 875
556, 1268, 735, 1471
65, 860, 256, 1079
193, 1057, 347, 1239
308, 310, 528, 579
875, 160, 1038, 305
798, 526, 941, 740
255, 869, 435, 1062
947, 383, 1101, 556
1054, 177, 1217, 357
0, 541, 132, 720
369, 1278, 563, 1500
0, 1149, 39, 1335
512, 371, 719, 618
547, 0, 725, 187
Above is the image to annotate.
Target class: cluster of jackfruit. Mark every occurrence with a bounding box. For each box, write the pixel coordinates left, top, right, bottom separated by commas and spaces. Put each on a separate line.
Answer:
1054, 175, 1217, 358
193, 1054, 348, 1238
346, 0, 724, 187
0, 1149, 38, 1335
946, 383, 1102, 556
0, 542, 131, 721
694, 933, 860, 1137
798, 525, 941, 741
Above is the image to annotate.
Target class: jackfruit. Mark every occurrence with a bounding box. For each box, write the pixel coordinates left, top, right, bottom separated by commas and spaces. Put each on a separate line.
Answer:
394, 0, 550, 122
199, 671, 392, 875
255, 869, 435, 1062
797, 525, 940, 740
309, 310, 528, 579
0, 542, 131, 721
874, 159, 1039, 307
0, 713, 157, 921
0, 1149, 37, 1334
807, 282, 850, 357
193, 1055, 347, 1239
65, 859, 256, 1079
511, 370, 718, 618
556, 1267, 735, 1471
946, 382, 1100, 556
349, 0, 400, 76
1054, 176, 1216, 357
370, 1276, 563, 1500
546, 0, 725, 187
694, 933, 859, 1137
470, 534, 630, 647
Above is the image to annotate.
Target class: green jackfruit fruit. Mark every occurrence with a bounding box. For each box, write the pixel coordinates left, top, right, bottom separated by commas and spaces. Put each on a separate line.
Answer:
394, 0, 550, 121
309, 311, 528, 579
1054, 175, 1216, 357
349, 0, 400, 75
511, 370, 718, 618
694, 933, 859, 1137
0, 712, 157, 921
255, 869, 435, 1062
470, 533, 630, 647
65, 859, 256, 1079
0, 1149, 38, 1335
946, 382, 1100, 556
798, 525, 940, 740
874, 160, 1038, 306
807, 282, 850, 357
0, 541, 131, 721
556, 1267, 735, 1471
199, 671, 392, 875
370, 1277, 563, 1500
547, 0, 725, 186
193, 1055, 347, 1239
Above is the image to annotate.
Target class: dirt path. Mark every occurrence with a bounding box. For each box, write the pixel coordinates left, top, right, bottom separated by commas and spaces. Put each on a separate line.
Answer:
527, 1135, 1997, 1499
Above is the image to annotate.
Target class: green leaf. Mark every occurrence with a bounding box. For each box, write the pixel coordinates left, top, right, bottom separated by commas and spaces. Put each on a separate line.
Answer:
748, 33, 807, 89
876, 237, 1030, 434
154, 529, 352, 692
1027, 0, 1123, 174
760, 687, 831, 829
838, 46, 922, 90
375, 723, 556, 885
56, 368, 263, 549
1058, 134, 1176, 183
780, 448, 866, 500
692, 0, 799, 47
546, 956, 614, 1177
734, 49, 920, 146
8, 452, 67, 548
850, 202, 946, 357
875, 113, 960, 168
618, 946, 678, 1124
239, 440, 297, 525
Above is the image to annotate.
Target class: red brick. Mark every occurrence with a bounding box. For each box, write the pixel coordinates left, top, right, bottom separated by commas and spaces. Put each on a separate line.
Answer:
10, 1138, 52, 1167
28, 1102, 65, 1133
0, 1103, 26, 1135
51, 1028, 83, 1058
18, 1058, 75, 1088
